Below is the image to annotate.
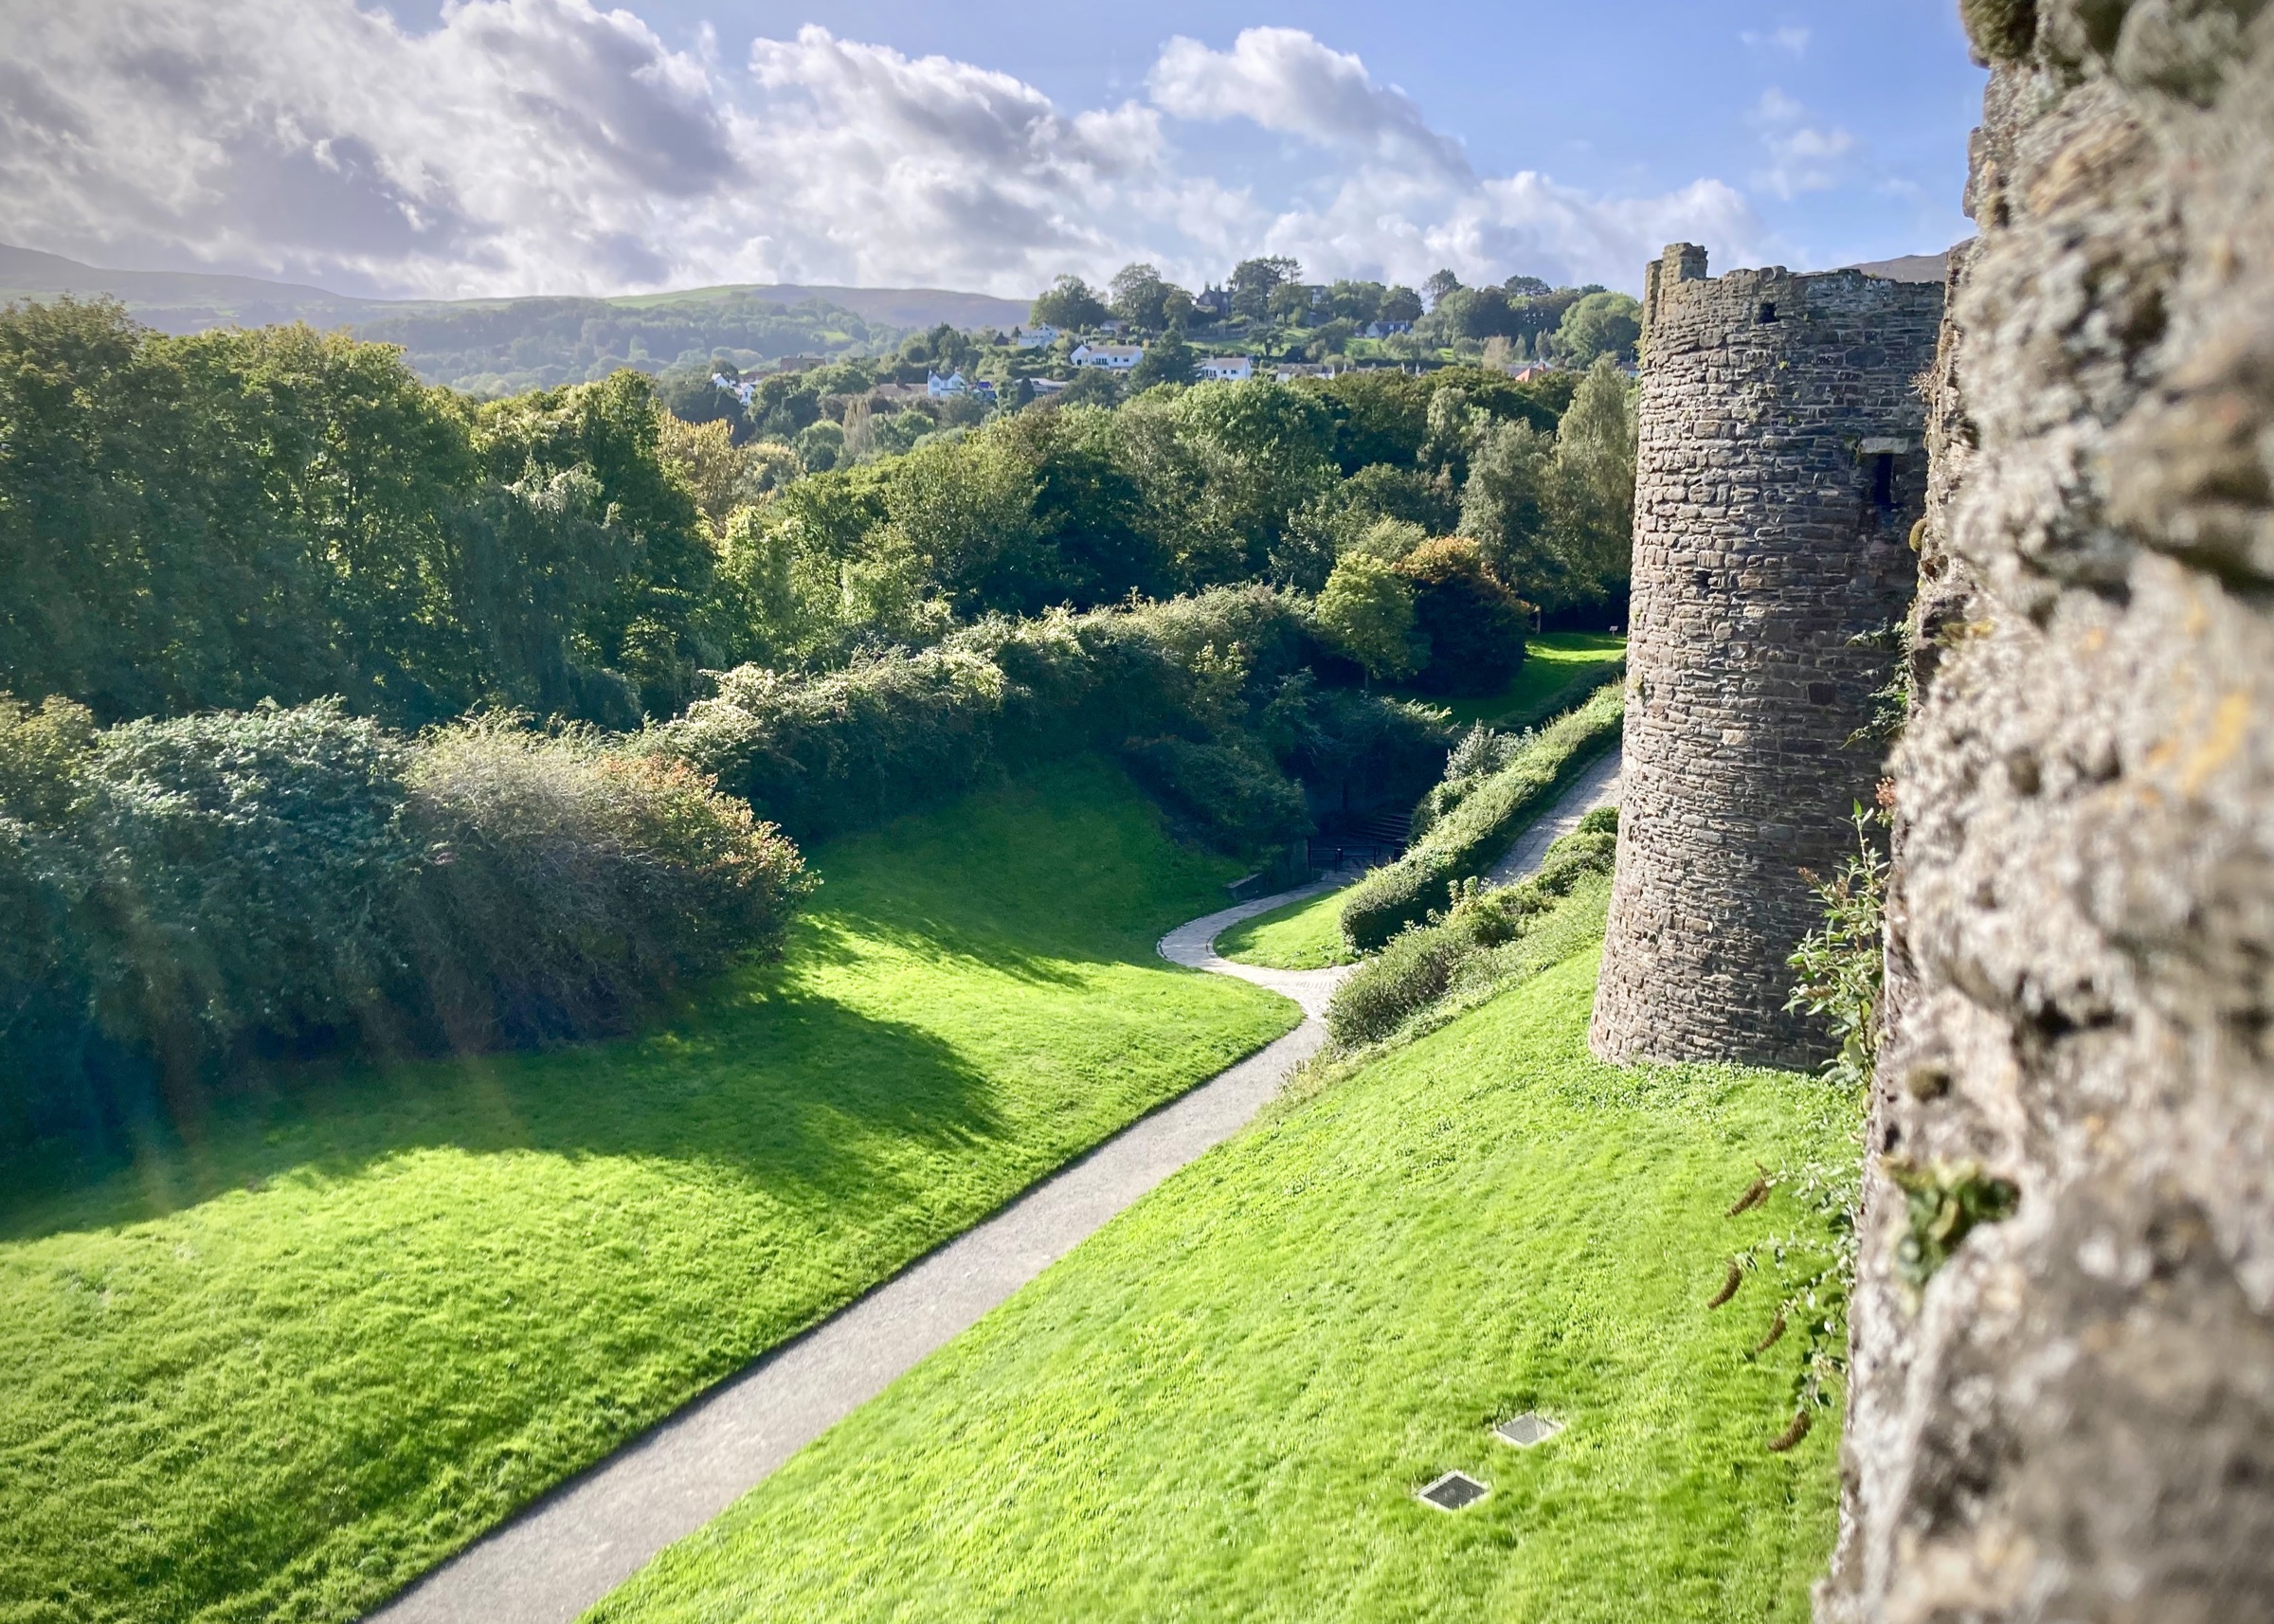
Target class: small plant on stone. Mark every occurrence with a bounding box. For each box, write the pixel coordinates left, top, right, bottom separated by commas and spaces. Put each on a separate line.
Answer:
1883, 1156, 2019, 1298
1786, 800, 1889, 1092
1721, 1153, 1862, 1451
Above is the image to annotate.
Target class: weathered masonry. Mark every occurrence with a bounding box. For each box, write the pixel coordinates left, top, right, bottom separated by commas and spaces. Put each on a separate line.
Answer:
1591, 245, 1943, 1069
1827, 4, 2274, 1618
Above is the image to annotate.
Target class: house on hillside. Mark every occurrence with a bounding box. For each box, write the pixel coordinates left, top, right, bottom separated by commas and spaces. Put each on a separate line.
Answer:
927, 370, 998, 401
1196, 284, 1234, 318
1015, 324, 1059, 349
712, 372, 757, 408
1508, 363, 1561, 384
1028, 378, 1069, 398
1362, 319, 1416, 339
1071, 342, 1145, 371
1197, 356, 1254, 383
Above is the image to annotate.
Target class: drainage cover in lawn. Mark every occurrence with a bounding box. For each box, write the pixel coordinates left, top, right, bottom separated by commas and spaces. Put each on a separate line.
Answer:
1494, 1412, 1563, 1448
1417, 1471, 1489, 1511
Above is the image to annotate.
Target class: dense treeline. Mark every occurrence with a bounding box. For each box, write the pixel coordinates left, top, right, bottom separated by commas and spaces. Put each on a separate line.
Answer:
0, 298, 732, 728
1, 299, 1632, 735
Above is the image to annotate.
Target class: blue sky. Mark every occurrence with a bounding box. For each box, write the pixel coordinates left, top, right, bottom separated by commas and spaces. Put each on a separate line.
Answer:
1, 0, 1984, 300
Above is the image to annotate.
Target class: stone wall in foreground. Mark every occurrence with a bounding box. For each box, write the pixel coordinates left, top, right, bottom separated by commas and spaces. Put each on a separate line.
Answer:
1825, 3, 2274, 1618
1592, 247, 1940, 1069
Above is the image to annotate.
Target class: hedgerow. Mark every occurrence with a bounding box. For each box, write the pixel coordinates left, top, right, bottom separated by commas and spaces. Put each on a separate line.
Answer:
1339, 678, 1622, 949
1329, 806, 1619, 1050
650, 586, 1451, 851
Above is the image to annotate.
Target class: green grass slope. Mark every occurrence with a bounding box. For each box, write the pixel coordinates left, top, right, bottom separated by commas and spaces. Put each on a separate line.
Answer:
1216, 884, 1359, 969
594, 933, 1858, 1624
1386, 630, 1626, 731
0, 758, 1296, 1624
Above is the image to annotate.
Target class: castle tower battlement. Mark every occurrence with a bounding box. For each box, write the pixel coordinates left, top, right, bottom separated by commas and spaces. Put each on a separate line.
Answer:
1592, 244, 1944, 1069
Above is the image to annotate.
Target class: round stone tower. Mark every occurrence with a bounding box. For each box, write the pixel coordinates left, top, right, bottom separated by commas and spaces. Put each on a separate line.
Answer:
1591, 244, 1944, 1069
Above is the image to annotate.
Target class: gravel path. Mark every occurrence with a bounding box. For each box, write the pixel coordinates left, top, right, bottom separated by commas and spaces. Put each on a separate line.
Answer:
1483, 744, 1623, 890
366, 885, 1353, 1624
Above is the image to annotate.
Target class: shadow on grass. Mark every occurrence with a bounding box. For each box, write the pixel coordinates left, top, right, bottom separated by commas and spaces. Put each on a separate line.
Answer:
0, 964, 1008, 1245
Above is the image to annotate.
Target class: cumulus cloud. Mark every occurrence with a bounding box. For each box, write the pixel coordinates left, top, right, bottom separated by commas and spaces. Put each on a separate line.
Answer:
0, 3, 1772, 299
1748, 88, 1856, 200
1147, 27, 1466, 176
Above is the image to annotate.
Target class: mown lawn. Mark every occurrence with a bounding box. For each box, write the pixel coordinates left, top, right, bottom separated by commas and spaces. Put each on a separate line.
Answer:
1386, 629, 1626, 731
594, 932, 1858, 1624
1217, 883, 1358, 969
0, 758, 1296, 1624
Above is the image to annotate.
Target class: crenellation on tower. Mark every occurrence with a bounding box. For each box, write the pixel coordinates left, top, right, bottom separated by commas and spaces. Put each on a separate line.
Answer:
1592, 244, 1944, 1070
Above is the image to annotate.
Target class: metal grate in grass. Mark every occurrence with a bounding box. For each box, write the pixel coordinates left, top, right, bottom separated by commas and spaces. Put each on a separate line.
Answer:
1417, 1470, 1489, 1511
1494, 1412, 1563, 1448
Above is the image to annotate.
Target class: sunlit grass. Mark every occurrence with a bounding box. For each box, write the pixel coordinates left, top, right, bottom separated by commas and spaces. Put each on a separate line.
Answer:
0, 757, 1296, 1624
1217, 883, 1359, 969
1386, 630, 1626, 731
595, 925, 1855, 1624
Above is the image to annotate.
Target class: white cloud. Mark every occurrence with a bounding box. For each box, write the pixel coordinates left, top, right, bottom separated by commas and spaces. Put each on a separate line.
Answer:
1741, 26, 1812, 57
1748, 88, 1856, 200
1147, 27, 1466, 176
0, 4, 1773, 300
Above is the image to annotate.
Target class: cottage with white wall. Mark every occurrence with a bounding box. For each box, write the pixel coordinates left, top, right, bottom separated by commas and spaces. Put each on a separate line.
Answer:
1070, 343, 1145, 370
1197, 356, 1254, 382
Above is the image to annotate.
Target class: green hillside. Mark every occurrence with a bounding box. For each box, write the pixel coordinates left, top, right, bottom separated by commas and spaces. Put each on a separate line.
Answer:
593, 912, 1856, 1624
0, 758, 1295, 1624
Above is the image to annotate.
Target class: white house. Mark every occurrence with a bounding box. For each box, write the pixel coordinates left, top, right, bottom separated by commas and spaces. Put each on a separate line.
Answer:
1197, 356, 1254, 383
928, 370, 997, 400
1362, 319, 1416, 339
712, 372, 757, 408
1070, 342, 1145, 370
1015, 324, 1059, 349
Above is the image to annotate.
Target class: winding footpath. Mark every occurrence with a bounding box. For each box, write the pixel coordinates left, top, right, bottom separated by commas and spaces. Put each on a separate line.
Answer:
369, 884, 1355, 1624
367, 754, 1618, 1624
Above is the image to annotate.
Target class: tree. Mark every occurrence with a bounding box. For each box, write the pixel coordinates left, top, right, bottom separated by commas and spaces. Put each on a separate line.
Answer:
1326, 280, 1389, 323
1031, 275, 1110, 332
1267, 281, 1319, 326
1545, 354, 1638, 609
1423, 268, 1463, 309
1109, 264, 1192, 334
1314, 553, 1425, 680
1230, 256, 1303, 321
1394, 538, 1528, 695
1554, 291, 1643, 367
1503, 275, 1551, 298
1130, 333, 1198, 389
1380, 285, 1425, 324
1058, 368, 1123, 408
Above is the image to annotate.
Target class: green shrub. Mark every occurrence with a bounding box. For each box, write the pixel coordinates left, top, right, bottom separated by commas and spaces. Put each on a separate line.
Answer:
1121, 736, 1310, 855
80, 701, 423, 1066
1340, 682, 1622, 950
652, 587, 1445, 853
404, 719, 813, 1046
0, 699, 815, 1146
656, 647, 1012, 841
1394, 538, 1529, 695
1328, 807, 1618, 1049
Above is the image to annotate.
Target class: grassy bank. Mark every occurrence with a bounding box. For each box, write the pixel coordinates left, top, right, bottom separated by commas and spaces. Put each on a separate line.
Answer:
593, 911, 1858, 1623
1385, 629, 1626, 731
1216, 884, 1359, 969
0, 758, 1295, 1624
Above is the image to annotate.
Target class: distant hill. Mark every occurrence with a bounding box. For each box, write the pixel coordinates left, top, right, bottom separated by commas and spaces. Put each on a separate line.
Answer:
1847, 250, 1957, 283
619, 282, 1031, 332
0, 243, 1034, 393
